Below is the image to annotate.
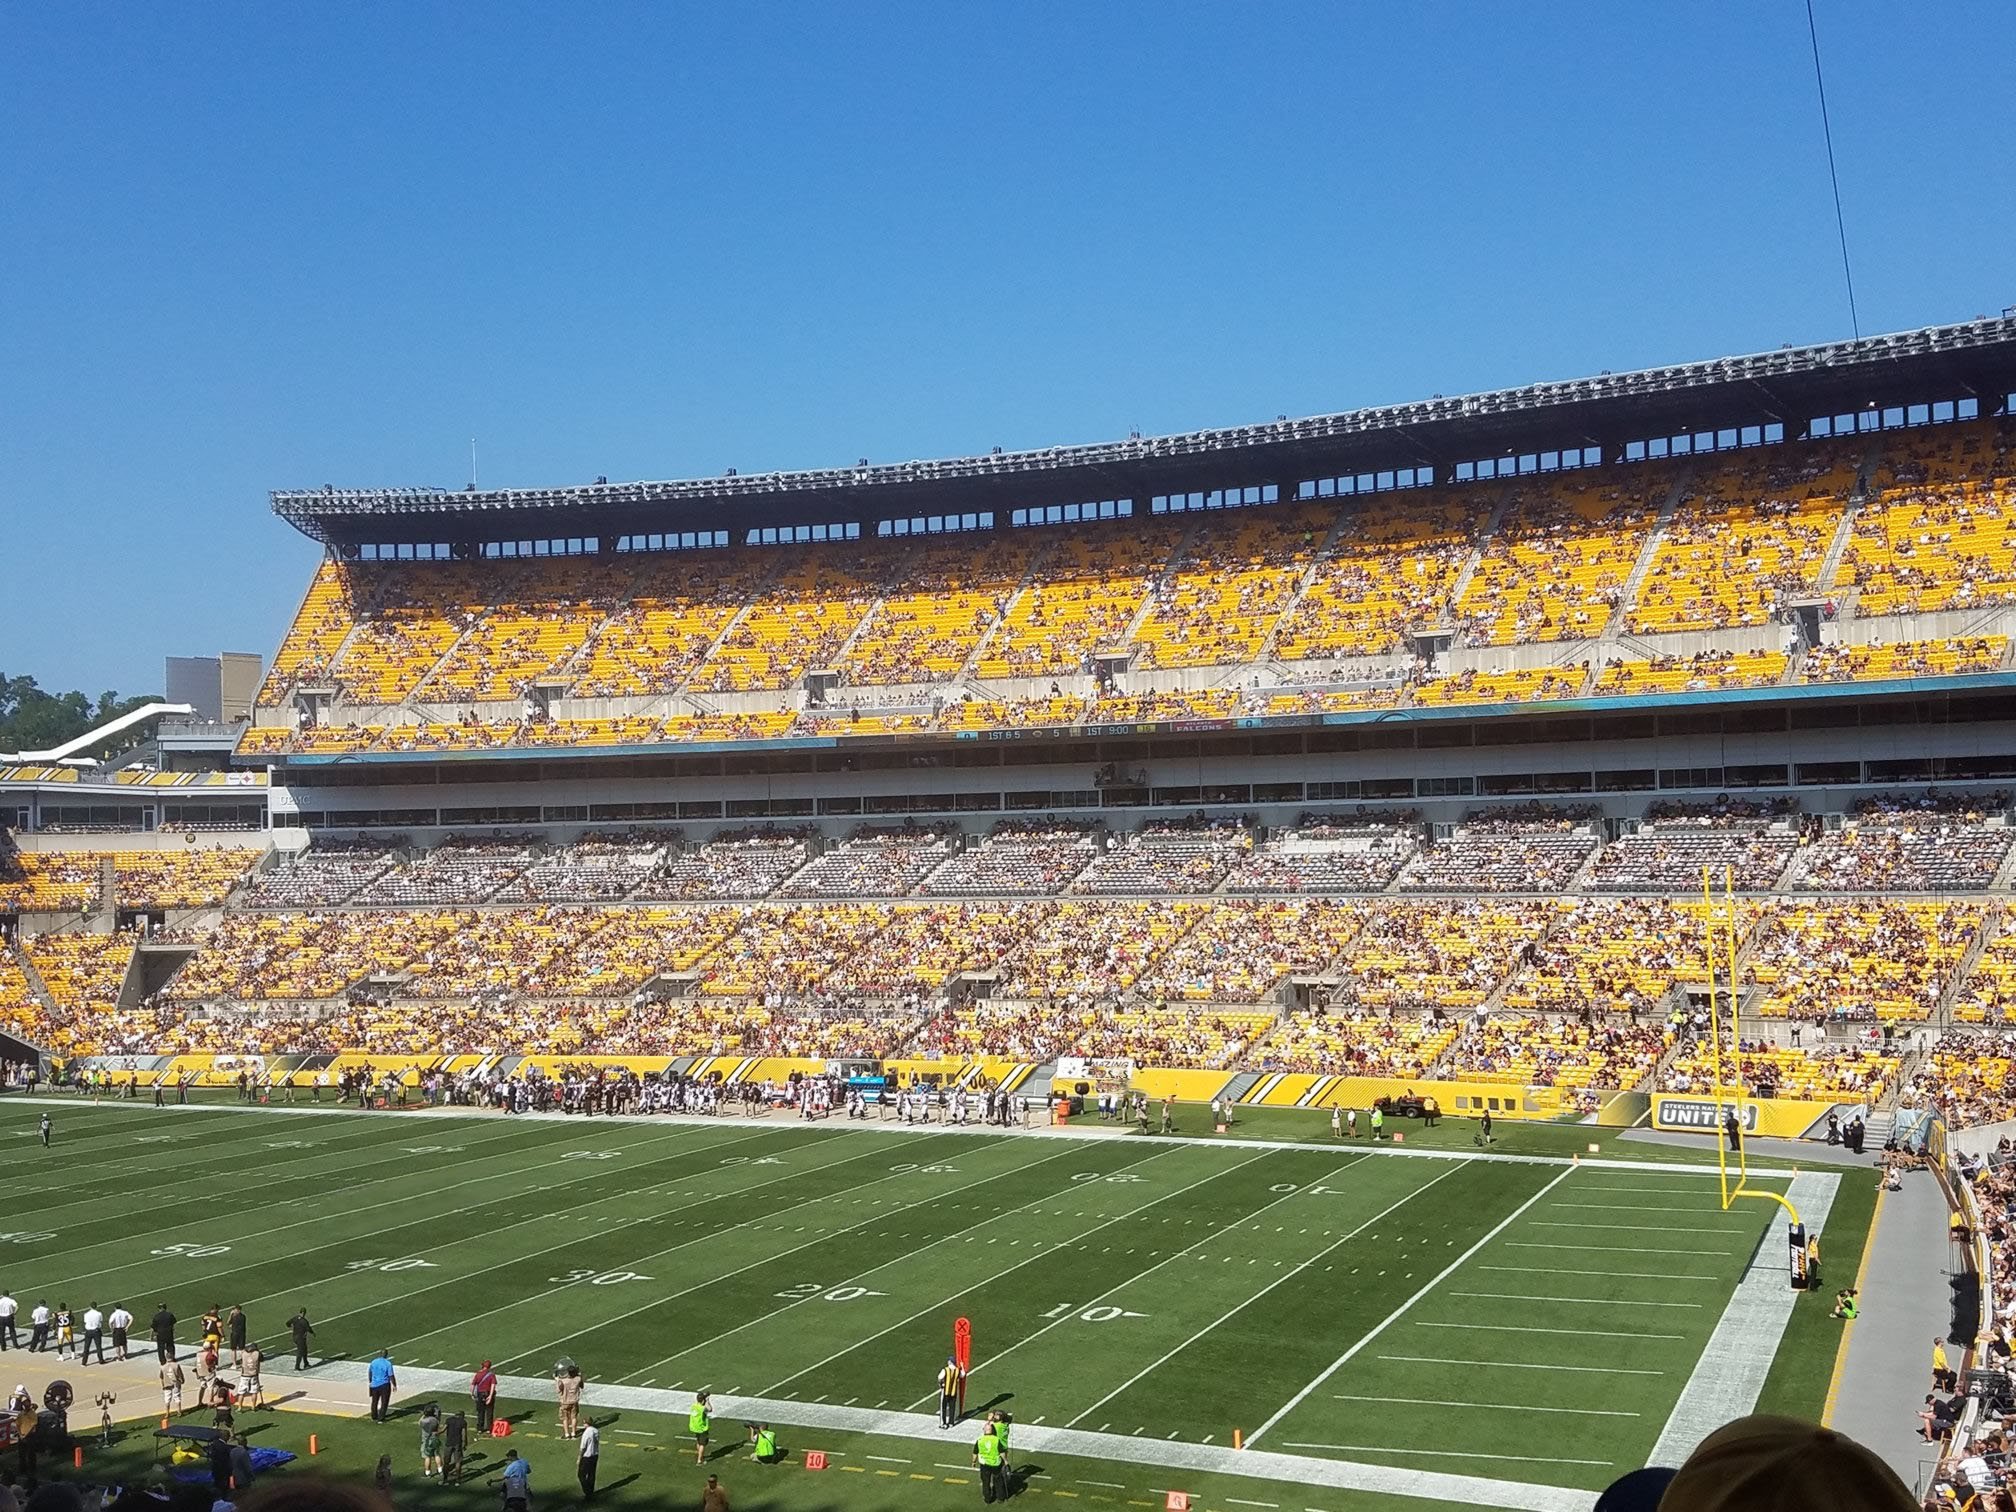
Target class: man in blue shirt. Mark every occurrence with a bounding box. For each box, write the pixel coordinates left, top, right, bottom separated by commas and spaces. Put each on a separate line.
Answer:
499, 1448, 532, 1506
367, 1350, 397, 1423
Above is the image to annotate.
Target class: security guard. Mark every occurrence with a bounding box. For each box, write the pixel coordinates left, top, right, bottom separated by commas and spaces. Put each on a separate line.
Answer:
972, 1420, 1005, 1503
689, 1390, 712, 1464
1370, 1105, 1385, 1141
989, 1410, 1011, 1472
937, 1356, 964, 1428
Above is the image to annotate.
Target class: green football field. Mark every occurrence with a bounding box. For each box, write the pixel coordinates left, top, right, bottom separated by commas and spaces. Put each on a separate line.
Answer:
2, 1098, 1862, 1507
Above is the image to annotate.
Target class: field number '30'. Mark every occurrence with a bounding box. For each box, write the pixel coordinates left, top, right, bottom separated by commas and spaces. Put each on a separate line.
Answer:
151, 1242, 231, 1259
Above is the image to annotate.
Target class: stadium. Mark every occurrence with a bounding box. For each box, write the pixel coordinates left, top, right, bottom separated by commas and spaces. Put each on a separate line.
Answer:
4, 314, 2016, 1511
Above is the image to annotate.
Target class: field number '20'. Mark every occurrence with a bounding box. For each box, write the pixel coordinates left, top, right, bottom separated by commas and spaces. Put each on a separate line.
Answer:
774, 1284, 886, 1303
1043, 1303, 1146, 1323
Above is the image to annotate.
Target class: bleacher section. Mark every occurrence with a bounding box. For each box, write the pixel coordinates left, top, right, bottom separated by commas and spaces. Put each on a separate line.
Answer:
1794, 792, 2013, 891
1398, 807, 1598, 893
1585, 801, 1801, 893
240, 419, 2016, 761
1222, 811, 1421, 894
919, 822, 1099, 897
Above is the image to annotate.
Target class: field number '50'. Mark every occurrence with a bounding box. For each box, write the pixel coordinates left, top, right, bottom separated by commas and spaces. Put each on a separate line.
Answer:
1043, 1302, 1147, 1323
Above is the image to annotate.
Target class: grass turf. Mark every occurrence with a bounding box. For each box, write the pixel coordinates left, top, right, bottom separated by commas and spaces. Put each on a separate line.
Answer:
28, 1395, 1484, 1512
1, 1097, 1867, 1502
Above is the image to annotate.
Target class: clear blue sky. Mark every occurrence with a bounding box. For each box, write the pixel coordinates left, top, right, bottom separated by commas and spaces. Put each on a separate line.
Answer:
3, 2, 2011, 697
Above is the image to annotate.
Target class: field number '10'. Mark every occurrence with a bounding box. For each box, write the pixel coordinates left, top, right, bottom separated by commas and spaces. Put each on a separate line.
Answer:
1043, 1303, 1147, 1323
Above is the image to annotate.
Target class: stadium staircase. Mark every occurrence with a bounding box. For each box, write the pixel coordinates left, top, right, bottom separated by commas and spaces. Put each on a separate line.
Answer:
1250, 507, 1360, 665
1441, 488, 1512, 610
7, 945, 61, 1021
824, 593, 887, 677
1108, 518, 1203, 660
1992, 841, 2016, 893
404, 622, 490, 712
1812, 443, 1882, 595
1938, 909, 2000, 1022
1602, 467, 1696, 639
659, 554, 790, 706
956, 537, 1061, 678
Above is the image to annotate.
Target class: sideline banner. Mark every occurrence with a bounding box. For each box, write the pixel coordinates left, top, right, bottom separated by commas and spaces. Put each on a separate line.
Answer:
1649, 1093, 1867, 1140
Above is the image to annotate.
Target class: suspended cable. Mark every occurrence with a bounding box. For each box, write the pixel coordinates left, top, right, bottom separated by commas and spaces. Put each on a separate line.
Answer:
1805, 0, 1860, 339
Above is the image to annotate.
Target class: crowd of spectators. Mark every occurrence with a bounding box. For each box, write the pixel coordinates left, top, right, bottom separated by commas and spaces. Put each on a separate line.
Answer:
1070, 814, 1252, 894
1749, 900, 1985, 1022
350, 834, 534, 906
1445, 1014, 1669, 1091
1399, 804, 1600, 892
919, 820, 1100, 896
651, 826, 816, 899
492, 830, 678, 903
779, 823, 959, 898
1802, 635, 2009, 682
1796, 791, 2013, 892
1223, 810, 1422, 894
1585, 798, 1802, 893
1251, 1005, 1460, 1078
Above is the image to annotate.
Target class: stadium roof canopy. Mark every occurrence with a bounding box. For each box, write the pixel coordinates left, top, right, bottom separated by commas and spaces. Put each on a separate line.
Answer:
273, 315, 2016, 549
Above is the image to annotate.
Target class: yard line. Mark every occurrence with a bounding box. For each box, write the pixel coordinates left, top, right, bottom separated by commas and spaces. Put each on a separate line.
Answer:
285, 1121, 831, 1319
387, 1128, 975, 1354
19, 1110, 537, 1227
907, 1149, 1355, 1408
1546, 1203, 1752, 1215
1413, 1321, 1682, 1341
755, 1143, 1220, 1394
497, 1135, 1081, 1372
1330, 1394, 1639, 1418
1449, 1292, 1702, 1309
1374, 1355, 1665, 1376
1226, 1499, 1279, 1508
31, 1115, 712, 1294
1529, 1221, 1743, 1235
1280, 1442, 1613, 1469
1063, 1160, 1459, 1427
1478, 1265, 1720, 1281
1244, 1164, 1573, 1448
866, 1455, 910, 1464
1506, 1242, 1734, 1256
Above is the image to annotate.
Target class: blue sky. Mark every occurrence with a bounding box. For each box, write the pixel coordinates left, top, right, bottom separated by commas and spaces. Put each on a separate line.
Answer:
3, 2, 2012, 696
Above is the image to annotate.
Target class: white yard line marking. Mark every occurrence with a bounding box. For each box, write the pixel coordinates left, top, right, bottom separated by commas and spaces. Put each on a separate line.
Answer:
1449, 1292, 1703, 1308
1529, 1221, 1745, 1235
1245, 1164, 1575, 1448
559, 1137, 1109, 1377
1546, 1203, 1753, 1215
1332, 1394, 1639, 1418
1506, 1242, 1734, 1256
758, 1144, 1234, 1394
1413, 1321, 1682, 1341
1478, 1265, 1720, 1281
35, 1116, 722, 1295
1281, 1442, 1613, 1469
1375, 1355, 1665, 1376
908, 1148, 1338, 1407
1064, 1161, 1462, 1427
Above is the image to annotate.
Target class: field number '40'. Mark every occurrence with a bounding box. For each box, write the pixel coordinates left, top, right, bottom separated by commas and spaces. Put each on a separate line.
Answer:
1043, 1302, 1147, 1323
774, 1283, 887, 1303
151, 1242, 231, 1259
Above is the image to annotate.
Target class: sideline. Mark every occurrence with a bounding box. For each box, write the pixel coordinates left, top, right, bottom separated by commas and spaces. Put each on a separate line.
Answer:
304, 1361, 1594, 1512
1, 1093, 1808, 1178
1820, 1182, 1885, 1425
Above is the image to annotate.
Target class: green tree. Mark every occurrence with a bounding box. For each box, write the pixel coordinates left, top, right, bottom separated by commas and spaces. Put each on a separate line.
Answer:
0, 673, 160, 757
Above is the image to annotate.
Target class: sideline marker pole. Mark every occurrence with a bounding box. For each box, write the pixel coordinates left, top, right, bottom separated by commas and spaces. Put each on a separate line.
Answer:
310, 1433, 320, 1456
1232, 1428, 1243, 1450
